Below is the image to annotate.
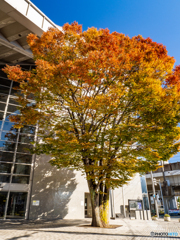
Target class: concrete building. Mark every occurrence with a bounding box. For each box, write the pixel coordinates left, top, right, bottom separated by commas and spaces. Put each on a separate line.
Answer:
0, 0, 147, 220
146, 162, 180, 215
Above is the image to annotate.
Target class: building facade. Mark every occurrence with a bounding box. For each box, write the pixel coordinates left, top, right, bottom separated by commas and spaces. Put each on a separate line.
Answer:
0, 0, 147, 220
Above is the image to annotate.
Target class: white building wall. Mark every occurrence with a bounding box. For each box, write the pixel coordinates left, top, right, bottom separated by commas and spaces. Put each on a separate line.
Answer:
114, 174, 143, 216
29, 154, 89, 219
29, 154, 143, 220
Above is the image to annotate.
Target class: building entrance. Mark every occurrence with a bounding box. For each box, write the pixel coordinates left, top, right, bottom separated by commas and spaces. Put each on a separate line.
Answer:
0, 192, 7, 218
0, 191, 27, 219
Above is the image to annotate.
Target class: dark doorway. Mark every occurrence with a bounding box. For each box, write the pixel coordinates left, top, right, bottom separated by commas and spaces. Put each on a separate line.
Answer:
0, 191, 7, 218
6, 192, 27, 219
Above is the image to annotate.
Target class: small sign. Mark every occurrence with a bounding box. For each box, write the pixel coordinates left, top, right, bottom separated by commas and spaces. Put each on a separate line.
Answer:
32, 200, 40, 206
137, 202, 142, 210
129, 200, 142, 211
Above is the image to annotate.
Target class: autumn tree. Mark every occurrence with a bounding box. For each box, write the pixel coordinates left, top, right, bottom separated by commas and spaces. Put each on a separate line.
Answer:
3, 22, 180, 227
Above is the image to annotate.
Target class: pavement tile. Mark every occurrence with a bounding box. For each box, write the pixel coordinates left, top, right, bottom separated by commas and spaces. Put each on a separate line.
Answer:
0, 218, 180, 240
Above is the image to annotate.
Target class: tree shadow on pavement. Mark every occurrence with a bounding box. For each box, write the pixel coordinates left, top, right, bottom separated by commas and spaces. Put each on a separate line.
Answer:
0, 219, 91, 230
13, 229, 180, 239
6, 232, 38, 240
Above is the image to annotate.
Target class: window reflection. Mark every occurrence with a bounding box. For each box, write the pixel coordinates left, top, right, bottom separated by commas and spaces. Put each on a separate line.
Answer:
19, 134, 34, 144
0, 120, 2, 128
0, 175, 10, 183
17, 143, 32, 154
10, 88, 22, 97
143, 196, 150, 210
3, 122, 18, 132
0, 94, 8, 103
0, 112, 4, 120
9, 98, 20, 106
20, 126, 35, 135
17, 143, 33, 153
7, 104, 20, 113
12, 176, 29, 184
0, 70, 8, 79
0, 163, 12, 173
0, 151, 14, 162
0, 141, 16, 152
140, 176, 148, 194
14, 164, 31, 175
0, 77, 11, 87
0, 102, 6, 111
1, 132, 17, 142
16, 154, 32, 164
0, 85, 10, 95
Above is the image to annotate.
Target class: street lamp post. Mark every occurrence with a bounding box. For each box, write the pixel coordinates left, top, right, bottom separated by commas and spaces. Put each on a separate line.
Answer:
122, 185, 126, 218
150, 171, 159, 218
158, 180, 165, 214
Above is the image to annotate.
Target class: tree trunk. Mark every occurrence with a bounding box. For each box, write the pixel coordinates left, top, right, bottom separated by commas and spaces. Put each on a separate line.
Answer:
88, 179, 110, 228
99, 186, 110, 228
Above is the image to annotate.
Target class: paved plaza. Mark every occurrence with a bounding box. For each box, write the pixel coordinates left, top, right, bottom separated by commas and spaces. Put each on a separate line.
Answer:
0, 218, 180, 240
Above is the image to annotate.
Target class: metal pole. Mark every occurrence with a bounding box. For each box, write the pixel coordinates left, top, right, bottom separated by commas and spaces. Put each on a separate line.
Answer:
150, 171, 159, 218
159, 180, 165, 214
161, 161, 169, 214
110, 189, 115, 219
161, 161, 166, 182
122, 186, 126, 218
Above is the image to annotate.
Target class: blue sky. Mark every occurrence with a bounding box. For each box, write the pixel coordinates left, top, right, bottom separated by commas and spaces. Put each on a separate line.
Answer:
31, 0, 180, 163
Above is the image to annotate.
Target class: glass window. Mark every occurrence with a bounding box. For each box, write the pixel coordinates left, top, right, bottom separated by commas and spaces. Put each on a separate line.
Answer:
1, 132, 17, 142
0, 93, 8, 103
7, 192, 27, 219
9, 97, 20, 106
3, 122, 18, 132
0, 192, 8, 218
143, 196, 150, 210
10, 88, 22, 97
0, 175, 10, 183
19, 134, 34, 144
15, 154, 32, 164
0, 77, 11, 87
0, 120, 2, 129
17, 143, 32, 154
0, 102, 6, 111
0, 85, 10, 95
0, 163, 12, 173
0, 70, 8, 79
12, 176, 29, 184
0, 111, 4, 120
0, 141, 16, 152
7, 104, 20, 113
140, 176, 148, 194
14, 164, 31, 175
20, 126, 35, 135
0, 151, 14, 162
